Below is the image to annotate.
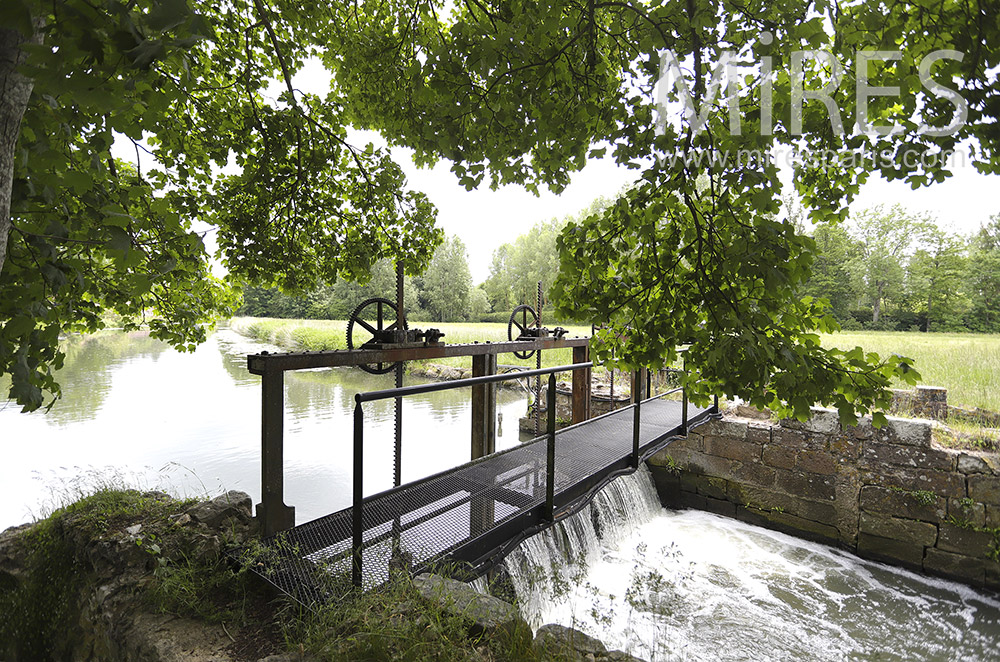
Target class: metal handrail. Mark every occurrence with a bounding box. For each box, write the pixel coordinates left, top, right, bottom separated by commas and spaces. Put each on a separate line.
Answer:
351, 360, 594, 586
355, 361, 594, 403
348, 360, 706, 587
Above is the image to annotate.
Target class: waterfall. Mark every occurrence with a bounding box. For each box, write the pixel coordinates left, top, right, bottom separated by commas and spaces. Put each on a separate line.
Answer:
502, 465, 664, 629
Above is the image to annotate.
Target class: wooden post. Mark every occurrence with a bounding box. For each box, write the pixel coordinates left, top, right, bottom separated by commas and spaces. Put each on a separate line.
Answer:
258, 369, 295, 537
470, 354, 497, 537
571, 344, 591, 424
471, 354, 497, 460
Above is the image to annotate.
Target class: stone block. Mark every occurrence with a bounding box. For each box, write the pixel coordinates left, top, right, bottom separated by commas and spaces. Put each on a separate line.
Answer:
412, 573, 530, 641
797, 450, 837, 475
704, 436, 761, 463
697, 475, 730, 501
863, 467, 966, 498
861, 443, 955, 472
948, 498, 986, 528
877, 417, 933, 448
731, 462, 776, 489
675, 491, 736, 517
857, 532, 925, 570
829, 431, 863, 460
533, 624, 607, 659
648, 447, 689, 469
987, 505, 1000, 529
762, 444, 796, 470
937, 523, 997, 558
846, 418, 875, 440
775, 469, 836, 501
858, 513, 938, 547
923, 548, 986, 585
958, 453, 997, 475
746, 423, 772, 444
700, 418, 748, 440
968, 474, 1000, 506
737, 506, 840, 545
803, 408, 842, 435
772, 428, 809, 448
680, 450, 735, 479
859, 485, 947, 523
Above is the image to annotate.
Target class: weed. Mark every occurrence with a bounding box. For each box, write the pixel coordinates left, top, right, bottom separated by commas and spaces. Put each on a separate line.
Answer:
887, 485, 938, 506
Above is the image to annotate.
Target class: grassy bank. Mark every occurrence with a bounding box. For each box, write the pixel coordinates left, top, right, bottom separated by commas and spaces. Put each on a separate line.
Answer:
820, 331, 1000, 412
232, 318, 1000, 411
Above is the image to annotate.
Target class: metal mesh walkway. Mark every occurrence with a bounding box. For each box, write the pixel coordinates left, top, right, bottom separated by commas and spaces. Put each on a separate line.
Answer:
236, 397, 714, 604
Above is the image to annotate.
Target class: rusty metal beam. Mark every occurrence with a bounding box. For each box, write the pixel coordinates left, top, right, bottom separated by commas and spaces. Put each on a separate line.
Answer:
247, 337, 590, 374
571, 344, 591, 424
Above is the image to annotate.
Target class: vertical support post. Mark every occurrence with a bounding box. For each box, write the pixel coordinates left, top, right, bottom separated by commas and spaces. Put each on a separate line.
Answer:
470, 355, 497, 538
393, 363, 403, 487
544, 372, 557, 522
646, 369, 652, 399
571, 344, 591, 424
258, 368, 295, 537
534, 281, 542, 437
632, 394, 641, 469
352, 398, 364, 588
713, 393, 719, 414
471, 354, 497, 460
631, 369, 646, 403
681, 358, 689, 435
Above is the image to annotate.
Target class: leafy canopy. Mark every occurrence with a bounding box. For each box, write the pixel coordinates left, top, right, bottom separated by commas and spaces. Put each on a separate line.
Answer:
1, 0, 442, 409
6, 0, 998, 422
328, 0, 1000, 424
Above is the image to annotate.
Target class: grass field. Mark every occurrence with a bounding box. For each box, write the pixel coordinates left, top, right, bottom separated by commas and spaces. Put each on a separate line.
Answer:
230, 318, 1000, 412
820, 331, 1000, 412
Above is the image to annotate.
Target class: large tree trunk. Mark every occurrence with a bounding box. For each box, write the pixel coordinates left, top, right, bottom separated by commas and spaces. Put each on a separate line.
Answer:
873, 281, 883, 323
0, 23, 43, 277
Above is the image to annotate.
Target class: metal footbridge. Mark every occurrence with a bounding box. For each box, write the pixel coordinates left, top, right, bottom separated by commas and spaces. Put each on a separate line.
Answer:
236, 339, 717, 604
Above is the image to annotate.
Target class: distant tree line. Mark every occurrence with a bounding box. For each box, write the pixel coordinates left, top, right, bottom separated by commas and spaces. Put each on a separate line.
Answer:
798, 205, 1000, 332
238, 235, 483, 323
240, 200, 1000, 334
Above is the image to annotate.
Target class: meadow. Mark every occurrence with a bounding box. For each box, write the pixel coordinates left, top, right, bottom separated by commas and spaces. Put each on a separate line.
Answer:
230, 318, 1000, 412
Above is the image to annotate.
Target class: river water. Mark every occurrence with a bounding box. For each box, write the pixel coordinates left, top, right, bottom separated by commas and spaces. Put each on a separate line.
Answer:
0, 328, 529, 530
4, 330, 998, 659
503, 467, 1000, 661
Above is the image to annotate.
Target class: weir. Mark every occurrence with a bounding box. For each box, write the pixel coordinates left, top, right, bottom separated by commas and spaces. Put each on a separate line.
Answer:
236, 337, 718, 602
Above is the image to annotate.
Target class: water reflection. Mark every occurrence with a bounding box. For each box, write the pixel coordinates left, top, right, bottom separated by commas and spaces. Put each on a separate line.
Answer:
0, 328, 529, 530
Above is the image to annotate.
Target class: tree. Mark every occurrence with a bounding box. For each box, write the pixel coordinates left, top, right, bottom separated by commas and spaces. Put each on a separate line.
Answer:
11, 0, 1000, 422
0, 1, 443, 410
848, 205, 932, 325
965, 215, 1000, 332
468, 286, 490, 318
908, 228, 968, 332
422, 236, 472, 323
799, 223, 861, 322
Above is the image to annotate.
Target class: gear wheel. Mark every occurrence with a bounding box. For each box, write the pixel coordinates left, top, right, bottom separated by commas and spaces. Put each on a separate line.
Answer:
347, 297, 408, 374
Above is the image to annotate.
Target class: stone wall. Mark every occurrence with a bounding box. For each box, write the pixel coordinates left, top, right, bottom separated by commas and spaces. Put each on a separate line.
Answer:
647, 409, 1000, 592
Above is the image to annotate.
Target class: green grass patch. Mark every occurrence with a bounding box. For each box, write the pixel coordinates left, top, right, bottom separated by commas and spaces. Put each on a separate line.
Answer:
820, 331, 1000, 411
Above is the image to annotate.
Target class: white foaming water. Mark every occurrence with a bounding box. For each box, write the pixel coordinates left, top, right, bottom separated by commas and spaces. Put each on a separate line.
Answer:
503, 468, 1000, 661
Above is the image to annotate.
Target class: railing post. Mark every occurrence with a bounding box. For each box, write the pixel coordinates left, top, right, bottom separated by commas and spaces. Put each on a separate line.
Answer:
352, 397, 364, 588
713, 393, 719, 414
681, 358, 689, 435
632, 393, 641, 469
544, 372, 556, 521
